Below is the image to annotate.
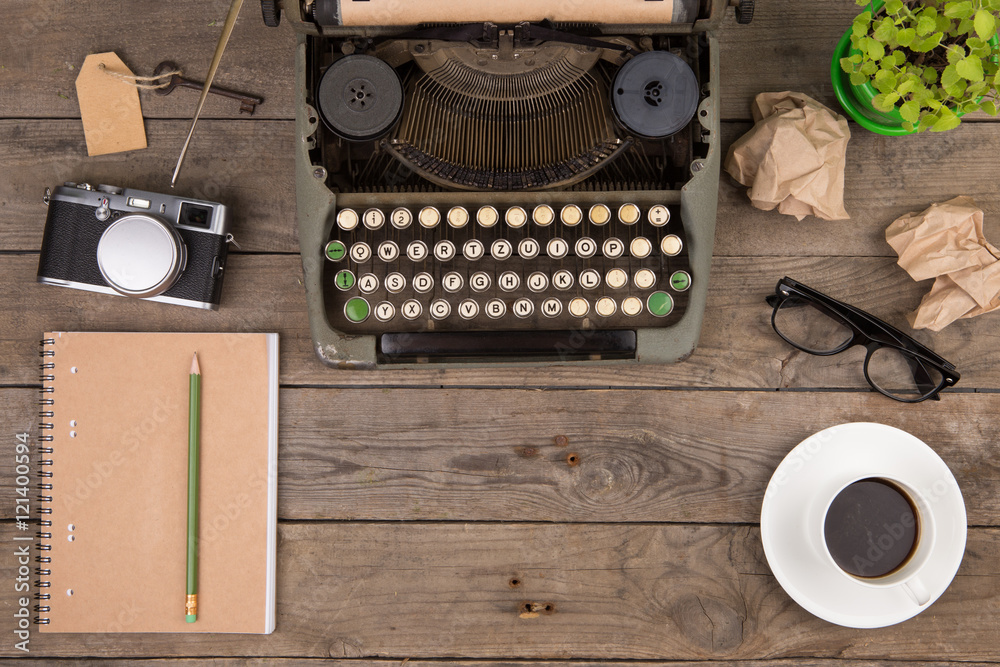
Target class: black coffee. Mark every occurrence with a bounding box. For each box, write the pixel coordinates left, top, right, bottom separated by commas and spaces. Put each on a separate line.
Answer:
823, 478, 918, 578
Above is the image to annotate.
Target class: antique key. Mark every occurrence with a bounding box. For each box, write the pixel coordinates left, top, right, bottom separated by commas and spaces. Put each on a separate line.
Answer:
154, 61, 263, 115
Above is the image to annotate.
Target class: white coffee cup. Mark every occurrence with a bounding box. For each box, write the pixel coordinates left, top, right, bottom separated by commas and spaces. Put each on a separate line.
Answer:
818, 475, 936, 606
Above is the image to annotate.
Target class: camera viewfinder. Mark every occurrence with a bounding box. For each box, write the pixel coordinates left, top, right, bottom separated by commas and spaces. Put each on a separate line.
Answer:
179, 203, 213, 229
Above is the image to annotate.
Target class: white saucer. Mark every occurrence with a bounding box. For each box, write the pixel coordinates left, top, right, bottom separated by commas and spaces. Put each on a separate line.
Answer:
761, 422, 967, 628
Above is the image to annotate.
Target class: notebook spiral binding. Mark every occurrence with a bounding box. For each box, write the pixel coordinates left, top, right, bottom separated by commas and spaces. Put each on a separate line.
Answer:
35, 338, 55, 624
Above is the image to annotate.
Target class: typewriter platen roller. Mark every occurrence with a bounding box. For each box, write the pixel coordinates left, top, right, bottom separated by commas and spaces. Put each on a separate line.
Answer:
265, 0, 749, 368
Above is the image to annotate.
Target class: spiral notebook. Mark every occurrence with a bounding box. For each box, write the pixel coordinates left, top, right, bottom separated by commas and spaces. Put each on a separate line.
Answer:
37, 332, 278, 633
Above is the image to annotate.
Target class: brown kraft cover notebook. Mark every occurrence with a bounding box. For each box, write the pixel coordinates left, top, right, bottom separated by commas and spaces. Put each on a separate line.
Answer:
38, 332, 278, 633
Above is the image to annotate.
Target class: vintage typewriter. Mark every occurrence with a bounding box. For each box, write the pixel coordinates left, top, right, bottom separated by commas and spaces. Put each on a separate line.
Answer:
262, 0, 752, 367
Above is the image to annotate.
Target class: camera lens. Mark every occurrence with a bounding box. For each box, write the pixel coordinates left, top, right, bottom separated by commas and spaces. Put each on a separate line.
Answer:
96, 215, 187, 298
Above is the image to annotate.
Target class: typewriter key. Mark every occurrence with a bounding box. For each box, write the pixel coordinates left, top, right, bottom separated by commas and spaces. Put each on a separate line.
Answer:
660, 235, 683, 257
505, 206, 527, 229
569, 298, 590, 317
596, 297, 617, 317
485, 299, 507, 319
442, 272, 464, 293
513, 299, 534, 318
374, 302, 396, 322
527, 272, 549, 293
547, 238, 569, 260
418, 206, 441, 228
533, 205, 555, 226
622, 297, 644, 317
337, 208, 359, 230
362, 208, 384, 230
458, 299, 479, 320
553, 270, 574, 290
589, 204, 611, 226
541, 298, 563, 318
470, 271, 492, 292
602, 238, 625, 259
430, 299, 452, 320
606, 269, 628, 289
385, 272, 406, 293
647, 291, 674, 317
390, 207, 412, 229
630, 237, 652, 259
611, 51, 699, 140
499, 271, 521, 292
575, 237, 597, 259
634, 269, 657, 290
619, 204, 641, 225
447, 206, 469, 228
580, 269, 602, 290
317, 55, 403, 142
401, 299, 423, 320
477, 206, 499, 228
518, 238, 540, 260
648, 205, 671, 226
463, 239, 485, 261
561, 205, 583, 227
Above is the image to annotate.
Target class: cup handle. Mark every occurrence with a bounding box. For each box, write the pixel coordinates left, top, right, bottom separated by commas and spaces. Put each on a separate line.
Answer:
903, 577, 931, 606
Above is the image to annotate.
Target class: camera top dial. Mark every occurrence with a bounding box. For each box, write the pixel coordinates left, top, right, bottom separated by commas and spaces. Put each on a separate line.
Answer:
96, 214, 188, 298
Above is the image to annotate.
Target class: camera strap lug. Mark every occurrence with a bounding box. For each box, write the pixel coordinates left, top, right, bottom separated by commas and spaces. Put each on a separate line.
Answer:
226, 233, 241, 250
43, 188, 51, 206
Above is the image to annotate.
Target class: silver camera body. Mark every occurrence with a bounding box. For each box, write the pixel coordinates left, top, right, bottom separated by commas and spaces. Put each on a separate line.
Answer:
37, 183, 231, 310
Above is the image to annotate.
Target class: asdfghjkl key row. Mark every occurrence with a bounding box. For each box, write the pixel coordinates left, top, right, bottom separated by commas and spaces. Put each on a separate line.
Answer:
335, 203, 672, 231
332, 269, 691, 294
342, 292, 678, 323
326, 234, 683, 263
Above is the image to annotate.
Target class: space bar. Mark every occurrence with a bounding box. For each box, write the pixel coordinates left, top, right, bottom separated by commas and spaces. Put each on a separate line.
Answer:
378, 330, 637, 362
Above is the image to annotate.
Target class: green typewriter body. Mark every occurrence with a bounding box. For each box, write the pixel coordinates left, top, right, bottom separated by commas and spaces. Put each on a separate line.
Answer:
271, 0, 738, 368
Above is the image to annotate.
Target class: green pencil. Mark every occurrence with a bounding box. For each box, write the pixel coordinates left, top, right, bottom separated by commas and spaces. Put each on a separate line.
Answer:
186, 353, 201, 623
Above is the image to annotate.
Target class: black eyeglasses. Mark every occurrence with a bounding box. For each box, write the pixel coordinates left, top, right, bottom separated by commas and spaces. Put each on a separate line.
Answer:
766, 277, 960, 402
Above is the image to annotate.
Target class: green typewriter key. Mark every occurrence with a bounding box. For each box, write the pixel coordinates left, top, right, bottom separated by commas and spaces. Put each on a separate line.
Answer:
325, 240, 347, 262
344, 297, 370, 323
334, 270, 356, 290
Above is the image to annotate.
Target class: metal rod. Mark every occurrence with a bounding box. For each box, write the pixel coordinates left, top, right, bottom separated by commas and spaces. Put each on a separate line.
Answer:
171, 0, 246, 187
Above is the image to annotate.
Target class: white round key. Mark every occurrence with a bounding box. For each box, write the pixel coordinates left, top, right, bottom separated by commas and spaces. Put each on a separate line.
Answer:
618, 203, 641, 225
485, 298, 507, 319
401, 299, 423, 320
568, 297, 589, 317
498, 271, 520, 292
606, 268, 628, 289
579, 269, 601, 290
602, 237, 625, 259
358, 273, 379, 294
505, 206, 528, 228
589, 204, 611, 226
596, 297, 617, 317
622, 296, 643, 317
648, 205, 671, 227
350, 242, 372, 263
470, 271, 492, 292
527, 271, 549, 293
561, 204, 583, 226
630, 237, 652, 259
634, 269, 657, 289
407, 241, 429, 262
447, 206, 469, 228
463, 239, 485, 261
533, 205, 555, 226
390, 207, 412, 229
430, 299, 452, 320
661, 235, 683, 256
377, 241, 399, 262
442, 271, 464, 293
362, 208, 385, 230
552, 269, 574, 290
477, 206, 499, 228
434, 240, 456, 262
419, 206, 441, 228
547, 238, 569, 259
575, 237, 597, 259
540, 297, 562, 318
512, 298, 534, 318
413, 272, 434, 293
491, 239, 513, 260
374, 301, 396, 322
385, 272, 406, 293
337, 208, 359, 231
458, 299, 479, 320
518, 238, 540, 260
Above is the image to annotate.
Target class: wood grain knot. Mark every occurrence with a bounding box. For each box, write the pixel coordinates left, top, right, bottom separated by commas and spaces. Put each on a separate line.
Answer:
515, 446, 539, 458
554, 435, 569, 447
566, 452, 580, 466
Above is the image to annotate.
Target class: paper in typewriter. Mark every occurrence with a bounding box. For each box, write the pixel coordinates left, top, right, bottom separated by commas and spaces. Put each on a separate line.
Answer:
39, 332, 278, 633
338, 0, 698, 25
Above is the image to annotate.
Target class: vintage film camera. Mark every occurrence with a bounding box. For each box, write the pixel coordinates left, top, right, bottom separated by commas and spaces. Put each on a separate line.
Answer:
37, 183, 231, 310
262, 0, 752, 367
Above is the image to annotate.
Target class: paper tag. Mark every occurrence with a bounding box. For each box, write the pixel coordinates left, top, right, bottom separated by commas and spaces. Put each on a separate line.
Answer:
75, 52, 147, 156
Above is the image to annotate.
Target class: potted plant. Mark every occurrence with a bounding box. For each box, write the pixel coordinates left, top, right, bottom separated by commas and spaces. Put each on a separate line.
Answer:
832, 0, 1000, 135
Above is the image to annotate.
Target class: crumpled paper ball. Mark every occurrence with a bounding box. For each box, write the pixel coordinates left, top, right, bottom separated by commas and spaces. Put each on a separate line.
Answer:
886, 196, 1000, 331
725, 91, 851, 221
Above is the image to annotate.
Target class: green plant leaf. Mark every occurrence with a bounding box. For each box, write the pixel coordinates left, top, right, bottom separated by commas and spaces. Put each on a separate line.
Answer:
841, 57, 857, 74
896, 26, 917, 46
942, 63, 962, 88
903, 120, 917, 132
946, 45, 966, 64
931, 108, 962, 131
966, 80, 987, 97
885, 0, 904, 14
874, 68, 898, 92
874, 18, 898, 41
974, 9, 997, 39
861, 61, 879, 76
944, 1, 975, 20
982, 100, 999, 115
922, 67, 939, 84
956, 55, 985, 81
916, 14, 938, 35
915, 33, 944, 52
899, 99, 922, 122
867, 39, 886, 60
850, 71, 870, 86
897, 78, 918, 95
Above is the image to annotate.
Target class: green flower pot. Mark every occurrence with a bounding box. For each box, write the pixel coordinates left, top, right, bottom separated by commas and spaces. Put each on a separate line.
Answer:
830, 0, 999, 136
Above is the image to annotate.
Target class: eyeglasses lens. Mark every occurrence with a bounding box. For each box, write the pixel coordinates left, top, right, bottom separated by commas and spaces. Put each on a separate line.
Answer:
866, 346, 944, 400
773, 296, 853, 353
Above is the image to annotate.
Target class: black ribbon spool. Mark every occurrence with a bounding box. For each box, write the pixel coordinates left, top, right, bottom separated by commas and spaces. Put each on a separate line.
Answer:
611, 51, 700, 140
317, 55, 404, 142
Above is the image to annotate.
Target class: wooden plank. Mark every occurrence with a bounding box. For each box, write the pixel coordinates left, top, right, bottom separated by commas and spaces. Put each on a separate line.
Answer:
0, 120, 297, 254
7, 522, 1000, 660
1, 254, 996, 389
2, 0, 294, 120
3, 387, 994, 524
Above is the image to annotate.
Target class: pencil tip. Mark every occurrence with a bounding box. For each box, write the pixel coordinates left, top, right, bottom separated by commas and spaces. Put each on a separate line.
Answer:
191, 353, 200, 375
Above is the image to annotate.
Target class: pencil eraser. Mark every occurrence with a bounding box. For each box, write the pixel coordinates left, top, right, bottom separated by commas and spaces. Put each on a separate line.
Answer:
186, 614, 197, 623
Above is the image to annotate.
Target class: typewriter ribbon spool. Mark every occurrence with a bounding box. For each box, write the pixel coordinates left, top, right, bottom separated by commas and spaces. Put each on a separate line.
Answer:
611, 51, 700, 140
317, 55, 404, 142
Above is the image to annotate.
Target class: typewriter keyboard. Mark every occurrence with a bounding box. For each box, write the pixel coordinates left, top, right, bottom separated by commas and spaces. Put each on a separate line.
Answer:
323, 202, 692, 334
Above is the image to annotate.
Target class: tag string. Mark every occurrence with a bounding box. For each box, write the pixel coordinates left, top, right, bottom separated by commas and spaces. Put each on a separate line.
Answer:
97, 62, 181, 90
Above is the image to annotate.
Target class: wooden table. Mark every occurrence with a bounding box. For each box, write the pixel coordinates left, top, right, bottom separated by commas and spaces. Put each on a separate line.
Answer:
3, 0, 1000, 662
